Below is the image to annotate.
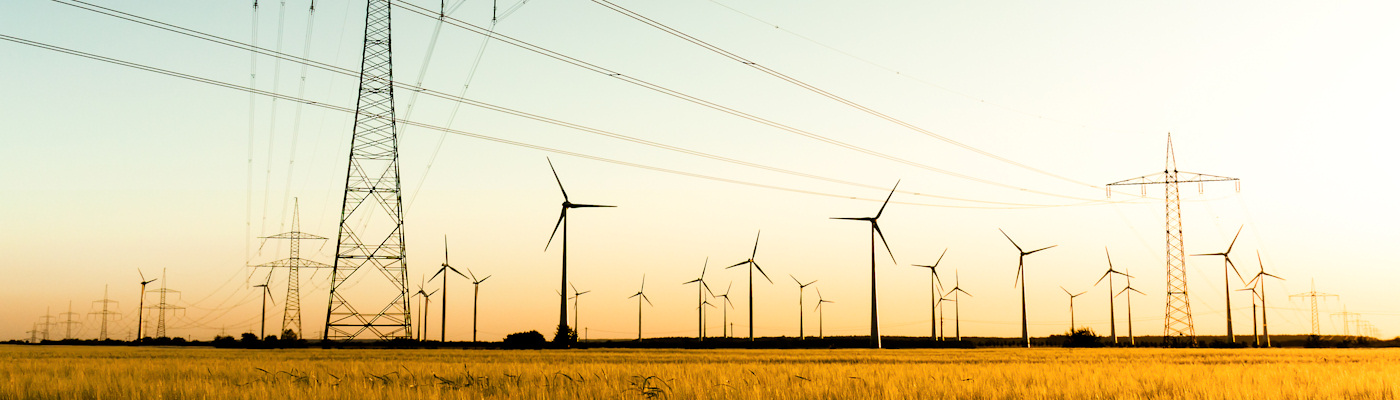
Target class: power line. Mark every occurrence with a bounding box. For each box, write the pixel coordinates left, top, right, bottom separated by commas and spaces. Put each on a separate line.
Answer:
587, 0, 1105, 191
42, 0, 1132, 209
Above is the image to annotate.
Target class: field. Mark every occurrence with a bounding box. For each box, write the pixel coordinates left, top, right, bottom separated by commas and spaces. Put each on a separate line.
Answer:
4, 345, 1399, 399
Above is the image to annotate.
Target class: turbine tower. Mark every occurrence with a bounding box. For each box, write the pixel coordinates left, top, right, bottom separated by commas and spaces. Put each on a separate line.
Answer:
1191, 225, 1246, 343
912, 248, 948, 341
944, 270, 971, 341
790, 274, 816, 340
831, 181, 900, 349
1093, 248, 1130, 344
430, 236, 468, 342
726, 231, 772, 341
627, 275, 652, 341
683, 259, 713, 341
1106, 133, 1240, 342
135, 270, 157, 342
255, 198, 330, 340
1116, 267, 1145, 345
325, 0, 413, 341
467, 267, 492, 342
1060, 287, 1087, 331
1001, 229, 1055, 348
1246, 251, 1284, 347
89, 285, 120, 341
544, 158, 615, 343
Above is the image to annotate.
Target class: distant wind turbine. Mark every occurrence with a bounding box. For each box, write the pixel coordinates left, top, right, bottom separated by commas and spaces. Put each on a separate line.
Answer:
431, 235, 469, 342
569, 283, 590, 337
627, 274, 652, 341
465, 267, 491, 342
544, 158, 615, 340
912, 248, 949, 340
1001, 229, 1056, 348
813, 288, 833, 339
136, 269, 157, 343
1093, 248, 1131, 344
714, 282, 734, 338
725, 231, 772, 341
790, 274, 817, 340
1191, 225, 1245, 344
683, 258, 714, 341
832, 181, 900, 349
412, 279, 438, 341
1246, 251, 1284, 347
944, 270, 972, 341
1116, 267, 1145, 345
1060, 286, 1087, 332
253, 274, 275, 339
1237, 285, 1260, 346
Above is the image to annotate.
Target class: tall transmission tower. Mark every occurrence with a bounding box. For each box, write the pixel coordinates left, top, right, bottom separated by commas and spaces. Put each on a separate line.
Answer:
39, 307, 56, 341
1107, 133, 1239, 342
58, 301, 81, 340
1332, 305, 1361, 336
89, 285, 121, 341
1290, 279, 1337, 336
256, 198, 331, 339
324, 0, 412, 341
145, 269, 185, 338
26, 323, 40, 344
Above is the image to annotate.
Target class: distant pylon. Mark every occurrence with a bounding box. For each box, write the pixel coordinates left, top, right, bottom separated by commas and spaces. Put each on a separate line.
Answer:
1290, 279, 1337, 336
39, 307, 56, 341
90, 285, 121, 341
324, 0, 412, 340
58, 301, 81, 340
146, 269, 185, 338
1107, 133, 1240, 342
256, 198, 331, 339
26, 323, 40, 344
1332, 305, 1361, 337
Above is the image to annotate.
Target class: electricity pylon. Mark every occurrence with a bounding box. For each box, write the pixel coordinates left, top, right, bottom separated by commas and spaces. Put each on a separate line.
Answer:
256, 198, 330, 339
1106, 133, 1239, 342
146, 269, 184, 338
39, 307, 56, 341
58, 301, 81, 340
1290, 279, 1337, 336
324, 0, 412, 340
89, 285, 120, 341
1332, 306, 1361, 337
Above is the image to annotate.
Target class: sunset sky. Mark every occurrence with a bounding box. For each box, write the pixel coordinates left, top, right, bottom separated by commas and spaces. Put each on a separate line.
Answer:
2, 0, 1397, 342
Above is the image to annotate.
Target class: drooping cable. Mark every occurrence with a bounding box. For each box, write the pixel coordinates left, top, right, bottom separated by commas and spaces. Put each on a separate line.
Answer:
276, 0, 317, 244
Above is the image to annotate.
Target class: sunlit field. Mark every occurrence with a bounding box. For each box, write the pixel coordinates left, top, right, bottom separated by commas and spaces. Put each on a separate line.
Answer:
4, 345, 1399, 399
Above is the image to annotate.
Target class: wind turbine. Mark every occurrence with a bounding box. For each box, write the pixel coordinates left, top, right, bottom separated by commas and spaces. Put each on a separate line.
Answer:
725, 231, 772, 341
465, 267, 492, 342
943, 270, 972, 341
714, 282, 734, 338
430, 236, 469, 342
832, 181, 900, 349
1237, 285, 1260, 346
253, 274, 275, 339
1191, 225, 1245, 344
912, 248, 949, 340
1093, 248, 1131, 344
627, 274, 652, 341
412, 280, 438, 341
1060, 286, 1087, 332
569, 283, 589, 338
1245, 250, 1284, 347
1116, 267, 1145, 345
790, 274, 817, 340
544, 158, 615, 341
813, 288, 833, 339
683, 258, 714, 341
1001, 229, 1056, 347
136, 269, 157, 343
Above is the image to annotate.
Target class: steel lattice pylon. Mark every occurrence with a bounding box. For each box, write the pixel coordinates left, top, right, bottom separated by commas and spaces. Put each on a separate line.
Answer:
1107, 134, 1239, 342
324, 0, 411, 341
257, 199, 331, 339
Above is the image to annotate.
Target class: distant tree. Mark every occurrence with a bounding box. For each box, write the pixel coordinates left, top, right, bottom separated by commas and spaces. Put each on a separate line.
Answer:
505, 330, 547, 349
1065, 328, 1103, 348
281, 329, 299, 342
240, 333, 259, 344
552, 326, 577, 347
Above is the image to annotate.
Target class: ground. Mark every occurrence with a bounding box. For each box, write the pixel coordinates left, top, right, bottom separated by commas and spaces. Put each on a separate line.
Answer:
3, 345, 1398, 399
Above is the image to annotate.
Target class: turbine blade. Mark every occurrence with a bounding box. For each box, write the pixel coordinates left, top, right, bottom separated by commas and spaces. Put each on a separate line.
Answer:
998, 228, 1023, 253
1263, 272, 1284, 280
1025, 245, 1056, 255
751, 231, 761, 260
478, 276, 491, 284
1226, 225, 1243, 254
753, 262, 773, 284
629, 292, 641, 299
547, 157, 569, 202
805, 280, 817, 287
956, 288, 972, 297
874, 180, 900, 219
703, 281, 714, 296
643, 295, 653, 307
933, 248, 948, 269
448, 266, 468, 279
545, 208, 566, 251
725, 261, 748, 269
873, 222, 896, 264
1227, 257, 1245, 283
701, 257, 708, 278
1061, 286, 1070, 296
790, 274, 800, 286
571, 282, 578, 294
1094, 270, 1111, 286
138, 269, 146, 282
430, 267, 446, 281
683, 278, 702, 285
570, 203, 616, 208
830, 217, 865, 221
1014, 264, 1023, 288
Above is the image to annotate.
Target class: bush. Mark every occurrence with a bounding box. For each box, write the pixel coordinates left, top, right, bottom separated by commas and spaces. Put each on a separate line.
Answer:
1065, 328, 1102, 348
505, 330, 547, 350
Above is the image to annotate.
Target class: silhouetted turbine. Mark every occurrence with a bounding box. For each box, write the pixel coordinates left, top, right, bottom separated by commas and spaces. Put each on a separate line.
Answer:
1191, 225, 1245, 343
465, 267, 491, 342
790, 274, 816, 340
431, 235, 469, 342
544, 158, 615, 340
1060, 286, 1087, 331
1115, 267, 1145, 345
813, 288, 833, 339
832, 180, 900, 349
714, 282, 734, 338
725, 231, 772, 341
627, 274, 652, 341
1001, 228, 1055, 348
136, 269, 157, 343
569, 283, 589, 340
253, 273, 275, 339
1246, 250, 1284, 347
943, 270, 972, 341
912, 248, 949, 340
1093, 248, 1131, 344
683, 258, 714, 340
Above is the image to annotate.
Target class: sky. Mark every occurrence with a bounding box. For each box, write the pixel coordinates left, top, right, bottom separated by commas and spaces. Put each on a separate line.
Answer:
1, 0, 1397, 342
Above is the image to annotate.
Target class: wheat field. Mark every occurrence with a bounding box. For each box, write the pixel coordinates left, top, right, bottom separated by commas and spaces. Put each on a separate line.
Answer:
3, 345, 1398, 399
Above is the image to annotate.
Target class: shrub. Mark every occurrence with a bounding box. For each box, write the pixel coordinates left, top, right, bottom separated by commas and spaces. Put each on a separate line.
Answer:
505, 330, 547, 349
